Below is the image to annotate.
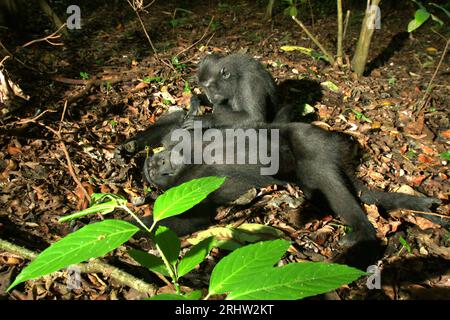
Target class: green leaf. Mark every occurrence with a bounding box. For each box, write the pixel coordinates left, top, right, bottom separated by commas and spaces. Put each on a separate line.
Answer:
399, 236, 412, 253
7, 220, 138, 291
90, 193, 127, 204
320, 81, 340, 93
59, 203, 116, 223
184, 81, 191, 93
289, 6, 298, 17
226, 262, 365, 300
408, 9, 430, 32
280, 45, 329, 62
188, 227, 242, 250
128, 249, 169, 276
147, 294, 189, 300
187, 224, 284, 251
415, 8, 431, 22
80, 71, 90, 80
177, 237, 215, 278
142, 76, 163, 84
439, 150, 450, 161
153, 176, 226, 223
351, 109, 372, 123
59, 193, 127, 223
184, 290, 203, 300
281, 45, 313, 53
155, 226, 180, 265
209, 240, 290, 295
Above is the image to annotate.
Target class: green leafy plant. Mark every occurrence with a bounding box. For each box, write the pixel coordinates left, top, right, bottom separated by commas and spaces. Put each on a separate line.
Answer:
142, 76, 163, 84
408, 1, 449, 33
7, 176, 365, 300
102, 81, 112, 94
169, 8, 193, 29
150, 239, 365, 300
351, 109, 372, 123
79, 71, 90, 80
439, 150, 450, 161
7, 177, 225, 292
283, 0, 300, 17
171, 56, 188, 72
183, 80, 191, 93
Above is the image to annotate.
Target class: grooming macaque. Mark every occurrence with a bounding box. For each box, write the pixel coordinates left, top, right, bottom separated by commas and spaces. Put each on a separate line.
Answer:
115, 53, 280, 161
183, 53, 279, 129
142, 120, 440, 250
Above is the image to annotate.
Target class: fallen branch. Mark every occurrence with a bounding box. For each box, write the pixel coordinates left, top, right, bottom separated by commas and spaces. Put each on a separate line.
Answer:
0, 238, 158, 296
51, 74, 135, 105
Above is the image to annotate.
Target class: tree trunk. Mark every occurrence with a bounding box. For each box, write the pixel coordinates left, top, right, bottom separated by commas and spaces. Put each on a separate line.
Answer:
264, 0, 275, 21
351, 0, 381, 76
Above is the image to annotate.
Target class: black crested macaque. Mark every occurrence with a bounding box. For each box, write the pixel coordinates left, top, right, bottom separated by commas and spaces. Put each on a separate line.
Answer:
115, 53, 280, 161
114, 110, 186, 162
142, 122, 441, 255
183, 53, 279, 130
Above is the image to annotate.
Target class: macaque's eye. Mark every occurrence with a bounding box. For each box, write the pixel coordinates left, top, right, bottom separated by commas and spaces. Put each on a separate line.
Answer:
220, 67, 230, 79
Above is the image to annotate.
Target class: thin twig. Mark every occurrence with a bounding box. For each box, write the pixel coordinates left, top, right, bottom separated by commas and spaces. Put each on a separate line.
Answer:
401, 209, 450, 220
176, 16, 215, 58
292, 16, 334, 63
0, 41, 40, 72
57, 101, 91, 203
180, 32, 216, 65
16, 110, 57, 125
21, 23, 66, 48
307, 0, 315, 29
127, 0, 176, 73
336, 0, 343, 65
415, 38, 449, 114
128, 0, 158, 58
0, 55, 10, 66
24, 101, 91, 203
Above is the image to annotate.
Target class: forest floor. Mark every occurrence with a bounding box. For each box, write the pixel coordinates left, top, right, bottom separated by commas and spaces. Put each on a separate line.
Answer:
0, 1, 449, 300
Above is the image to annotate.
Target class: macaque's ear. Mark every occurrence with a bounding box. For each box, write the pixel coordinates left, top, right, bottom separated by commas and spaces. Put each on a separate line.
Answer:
220, 67, 230, 79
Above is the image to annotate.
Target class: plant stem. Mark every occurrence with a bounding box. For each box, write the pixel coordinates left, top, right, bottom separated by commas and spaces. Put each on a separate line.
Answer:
203, 293, 212, 300
343, 10, 351, 42
122, 205, 152, 234
156, 243, 181, 295
337, 0, 344, 65
415, 38, 450, 114
291, 16, 335, 63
